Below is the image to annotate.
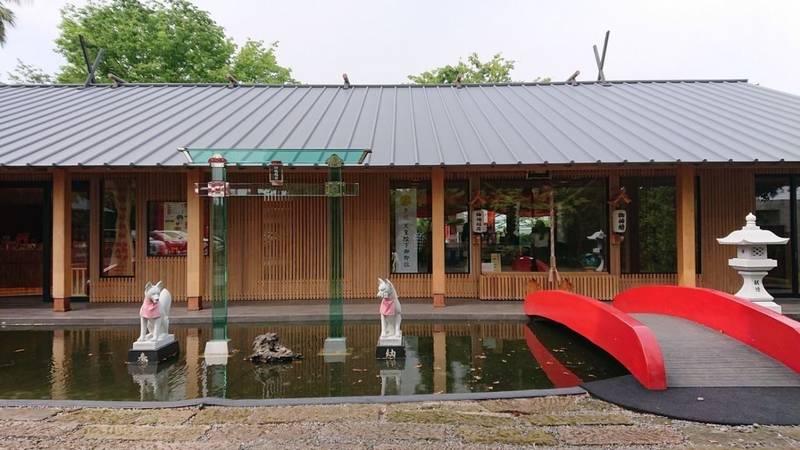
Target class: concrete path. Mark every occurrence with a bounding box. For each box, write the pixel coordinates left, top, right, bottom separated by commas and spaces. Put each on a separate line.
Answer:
632, 313, 800, 387
0, 299, 527, 327
2, 296, 796, 327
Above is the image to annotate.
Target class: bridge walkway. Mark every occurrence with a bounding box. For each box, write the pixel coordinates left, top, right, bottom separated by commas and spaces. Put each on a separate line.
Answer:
632, 313, 800, 387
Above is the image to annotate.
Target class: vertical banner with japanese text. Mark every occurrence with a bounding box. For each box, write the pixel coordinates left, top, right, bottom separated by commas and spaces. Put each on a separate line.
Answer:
395, 188, 418, 273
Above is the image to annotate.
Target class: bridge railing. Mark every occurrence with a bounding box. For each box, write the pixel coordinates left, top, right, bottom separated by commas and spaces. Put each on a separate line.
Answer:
524, 290, 667, 390
614, 286, 800, 374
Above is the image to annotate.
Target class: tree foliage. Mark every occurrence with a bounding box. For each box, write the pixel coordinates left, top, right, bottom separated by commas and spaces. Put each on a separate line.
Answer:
409, 52, 515, 84
7, 59, 53, 83
230, 39, 295, 84
54, 0, 295, 84
0, 0, 19, 46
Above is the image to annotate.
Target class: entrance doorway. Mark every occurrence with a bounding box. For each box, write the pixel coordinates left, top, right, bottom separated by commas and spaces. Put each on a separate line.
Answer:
0, 183, 51, 301
755, 175, 800, 296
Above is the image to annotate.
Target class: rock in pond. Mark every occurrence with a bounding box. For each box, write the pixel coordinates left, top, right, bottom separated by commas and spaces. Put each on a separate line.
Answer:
249, 332, 303, 363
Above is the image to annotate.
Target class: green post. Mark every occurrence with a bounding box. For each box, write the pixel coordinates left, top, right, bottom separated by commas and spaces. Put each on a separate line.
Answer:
209, 155, 228, 340
327, 154, 344, 339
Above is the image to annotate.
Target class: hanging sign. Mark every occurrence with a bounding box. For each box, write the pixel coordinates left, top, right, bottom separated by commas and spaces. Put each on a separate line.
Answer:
612, 209, 627, 233
207, 181, 229, 198
395, 189, 418, 273
269, 160, 284, 186
472, 209, 488, 233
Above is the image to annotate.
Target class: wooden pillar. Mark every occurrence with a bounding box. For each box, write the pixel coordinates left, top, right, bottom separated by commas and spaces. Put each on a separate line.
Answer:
469, 174, 482, 294
88, 178, 100, 301
52, 169, 71, 312
186, 169, 203, 310
431, 167, 446, 307
676, 165, 696, 287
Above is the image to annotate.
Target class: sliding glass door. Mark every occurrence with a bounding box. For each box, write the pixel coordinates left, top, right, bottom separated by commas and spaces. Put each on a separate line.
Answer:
755, 176, 797, 295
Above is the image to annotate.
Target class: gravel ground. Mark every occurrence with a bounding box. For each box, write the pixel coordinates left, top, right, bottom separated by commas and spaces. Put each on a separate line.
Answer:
0, 395, 798, 449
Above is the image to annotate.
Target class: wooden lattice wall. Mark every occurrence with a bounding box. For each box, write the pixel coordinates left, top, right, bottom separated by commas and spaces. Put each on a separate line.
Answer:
1, 164, 797, 303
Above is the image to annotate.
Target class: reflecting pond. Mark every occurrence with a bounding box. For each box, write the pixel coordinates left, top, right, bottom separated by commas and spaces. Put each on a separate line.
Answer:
0, 321, 626, 401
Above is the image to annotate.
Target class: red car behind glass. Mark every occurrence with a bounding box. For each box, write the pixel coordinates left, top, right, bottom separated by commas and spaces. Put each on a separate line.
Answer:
149, 230, 187, 255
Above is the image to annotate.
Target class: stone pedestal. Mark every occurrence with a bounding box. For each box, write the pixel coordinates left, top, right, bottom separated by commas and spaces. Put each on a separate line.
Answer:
127, 335, 179, 365
376, 336, 406, 359
204, 339, 230, 366
730, 262, 783, 313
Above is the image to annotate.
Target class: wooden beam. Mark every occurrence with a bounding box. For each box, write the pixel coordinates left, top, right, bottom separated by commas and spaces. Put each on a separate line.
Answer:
186, 169, 203, 310
431, 167, 445, 307
676, 165, 696, 287
52, 169, 72, 311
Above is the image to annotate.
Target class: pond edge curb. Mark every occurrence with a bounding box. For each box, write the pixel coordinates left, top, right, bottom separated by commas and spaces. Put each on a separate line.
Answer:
0, 387, 585, 409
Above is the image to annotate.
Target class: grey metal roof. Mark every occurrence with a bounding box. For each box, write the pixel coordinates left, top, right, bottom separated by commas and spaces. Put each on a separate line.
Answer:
1, 79, 799, 167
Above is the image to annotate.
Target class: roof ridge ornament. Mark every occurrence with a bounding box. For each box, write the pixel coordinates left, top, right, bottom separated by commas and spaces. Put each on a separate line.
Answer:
593, 30, 611, 85
108, 72, 127, 88
79, 35, 105, 87
566, 70, 580, 85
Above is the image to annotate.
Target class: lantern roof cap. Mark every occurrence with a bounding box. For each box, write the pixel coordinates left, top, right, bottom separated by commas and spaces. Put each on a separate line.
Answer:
717, 213, 790, 246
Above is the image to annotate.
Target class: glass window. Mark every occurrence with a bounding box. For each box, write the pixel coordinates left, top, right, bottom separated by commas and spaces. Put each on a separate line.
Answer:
147, 202, 188, 256
100, 179, 136, 277
620, 177, 676, 273
479, 178, 607, 273
0, 186, 45, 296
71, 181, 90, 295
445, 181, 470, 273
755, 176, 794, 295
390, 182, 431, 273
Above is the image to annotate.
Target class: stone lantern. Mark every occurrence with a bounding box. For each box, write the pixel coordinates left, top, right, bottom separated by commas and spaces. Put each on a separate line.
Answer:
717, 213, 789, 313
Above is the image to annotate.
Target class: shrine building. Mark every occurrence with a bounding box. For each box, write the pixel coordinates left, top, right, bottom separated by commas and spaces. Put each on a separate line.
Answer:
1, 79, 800, 311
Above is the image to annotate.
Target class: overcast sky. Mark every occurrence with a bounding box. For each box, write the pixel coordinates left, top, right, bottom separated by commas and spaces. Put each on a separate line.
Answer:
1, 0, 799, 95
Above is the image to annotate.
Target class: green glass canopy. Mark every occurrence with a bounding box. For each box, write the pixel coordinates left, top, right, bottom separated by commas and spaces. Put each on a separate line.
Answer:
180, 148, 371, 166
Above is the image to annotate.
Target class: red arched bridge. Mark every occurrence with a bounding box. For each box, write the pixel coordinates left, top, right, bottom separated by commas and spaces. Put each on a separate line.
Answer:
525, 286, 800, 390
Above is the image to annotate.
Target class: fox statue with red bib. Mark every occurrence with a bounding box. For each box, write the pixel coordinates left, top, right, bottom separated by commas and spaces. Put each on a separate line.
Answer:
376, 278, 405, 359
128, 281, 179, 365
137, 281, 172, 344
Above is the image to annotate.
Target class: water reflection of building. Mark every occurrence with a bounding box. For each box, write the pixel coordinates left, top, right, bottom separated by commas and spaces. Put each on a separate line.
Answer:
32, 321, 621, 401
50, 330, 68, 400
127, 362, 175, 401
46, 327, 196, 402
379, 359, 404, 396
